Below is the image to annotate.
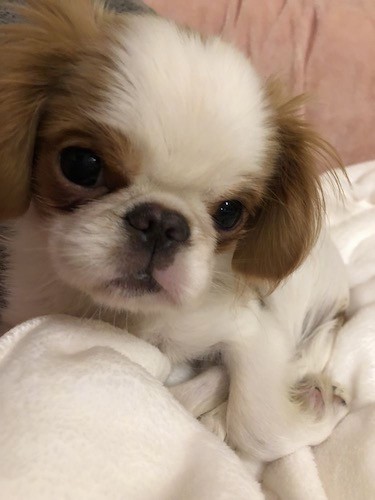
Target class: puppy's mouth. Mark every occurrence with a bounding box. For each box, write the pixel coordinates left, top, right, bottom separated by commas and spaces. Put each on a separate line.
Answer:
100, 261, 190, 307
106, 272, 162, 297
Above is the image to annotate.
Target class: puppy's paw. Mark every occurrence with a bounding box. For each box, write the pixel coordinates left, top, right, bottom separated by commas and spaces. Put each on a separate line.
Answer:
291, 374, 350, 422
199, 402, 227, 442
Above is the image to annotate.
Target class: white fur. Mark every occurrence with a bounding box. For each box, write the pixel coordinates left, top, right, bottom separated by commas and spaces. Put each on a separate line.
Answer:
134, 231, 350, 463
99, 16, 272, 196
1, 10, 350, 467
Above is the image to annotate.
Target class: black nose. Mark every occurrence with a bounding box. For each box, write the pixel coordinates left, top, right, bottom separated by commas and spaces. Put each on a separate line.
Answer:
124, 203, 190, 251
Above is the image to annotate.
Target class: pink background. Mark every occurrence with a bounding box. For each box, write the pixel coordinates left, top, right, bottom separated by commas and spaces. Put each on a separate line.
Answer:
146, 0, 375, 167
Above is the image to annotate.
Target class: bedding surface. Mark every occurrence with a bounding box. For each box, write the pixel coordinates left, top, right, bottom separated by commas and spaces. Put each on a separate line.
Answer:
0, 161, 374, 499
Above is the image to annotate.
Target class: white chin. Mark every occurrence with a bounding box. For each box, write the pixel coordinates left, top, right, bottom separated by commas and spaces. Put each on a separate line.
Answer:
88, 280, 182, 313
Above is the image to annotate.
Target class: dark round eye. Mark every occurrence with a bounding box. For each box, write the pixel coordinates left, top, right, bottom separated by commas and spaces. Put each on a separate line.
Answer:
60, 147, 102, 187
213, 200, 244, 231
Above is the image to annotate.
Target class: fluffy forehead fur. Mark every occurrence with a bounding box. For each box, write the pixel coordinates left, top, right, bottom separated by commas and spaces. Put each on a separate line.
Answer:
33, 9, 273, 199
0, 0, 340, 314
96, 15, 272, 194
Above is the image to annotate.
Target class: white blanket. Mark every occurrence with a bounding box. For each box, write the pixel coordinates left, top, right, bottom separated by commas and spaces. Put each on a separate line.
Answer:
0, 162, 374, 499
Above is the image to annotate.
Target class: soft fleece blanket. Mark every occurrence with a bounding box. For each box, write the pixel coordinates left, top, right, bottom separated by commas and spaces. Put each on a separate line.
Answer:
0, 161, 374, 499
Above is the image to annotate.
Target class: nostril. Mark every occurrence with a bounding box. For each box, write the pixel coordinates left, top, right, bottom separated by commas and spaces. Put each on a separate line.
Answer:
164, 214, 190, 243
124, 203, 190, 246
126, 213, 150, 232
125, 204, 160, 232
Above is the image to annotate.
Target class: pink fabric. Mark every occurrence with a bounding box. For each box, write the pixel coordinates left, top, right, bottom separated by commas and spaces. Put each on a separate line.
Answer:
146, 0, 375, 167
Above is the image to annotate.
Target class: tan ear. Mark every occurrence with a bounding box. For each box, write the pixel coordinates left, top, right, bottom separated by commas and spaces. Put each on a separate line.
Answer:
0, 40, 43, 219
232, 81, 342, 285
0, 0, 112, 220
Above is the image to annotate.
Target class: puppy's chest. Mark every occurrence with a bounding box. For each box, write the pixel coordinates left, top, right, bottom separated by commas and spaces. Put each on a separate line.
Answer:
136, 320, 221, 364
133, 299, 257, 364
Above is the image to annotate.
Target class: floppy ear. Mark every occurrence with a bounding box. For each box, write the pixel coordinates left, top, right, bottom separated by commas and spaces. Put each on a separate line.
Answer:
0, 0, 112, 220
0, 32, 43, 219
232, 81, 342, 285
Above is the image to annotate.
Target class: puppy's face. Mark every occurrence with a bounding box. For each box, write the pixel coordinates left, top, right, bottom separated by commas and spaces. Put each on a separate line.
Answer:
0, 1, 331, 313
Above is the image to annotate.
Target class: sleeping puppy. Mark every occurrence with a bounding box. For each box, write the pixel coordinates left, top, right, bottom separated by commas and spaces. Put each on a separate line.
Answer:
0, 0, 350, 466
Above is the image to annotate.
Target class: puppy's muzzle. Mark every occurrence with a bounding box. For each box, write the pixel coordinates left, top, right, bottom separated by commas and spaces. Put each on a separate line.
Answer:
124, 203, 190, 268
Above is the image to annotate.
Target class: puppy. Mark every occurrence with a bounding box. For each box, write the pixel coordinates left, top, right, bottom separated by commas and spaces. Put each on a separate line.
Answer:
0, 0, 350, 466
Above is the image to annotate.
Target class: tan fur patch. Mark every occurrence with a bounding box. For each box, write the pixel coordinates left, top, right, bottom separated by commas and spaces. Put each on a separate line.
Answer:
232, 79, 345, 286
34, 111, 141, 215
0, 0, 134, 220
334, 309, 347, 328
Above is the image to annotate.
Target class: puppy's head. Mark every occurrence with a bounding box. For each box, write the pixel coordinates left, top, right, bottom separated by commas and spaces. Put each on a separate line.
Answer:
0, 0, 339, 312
